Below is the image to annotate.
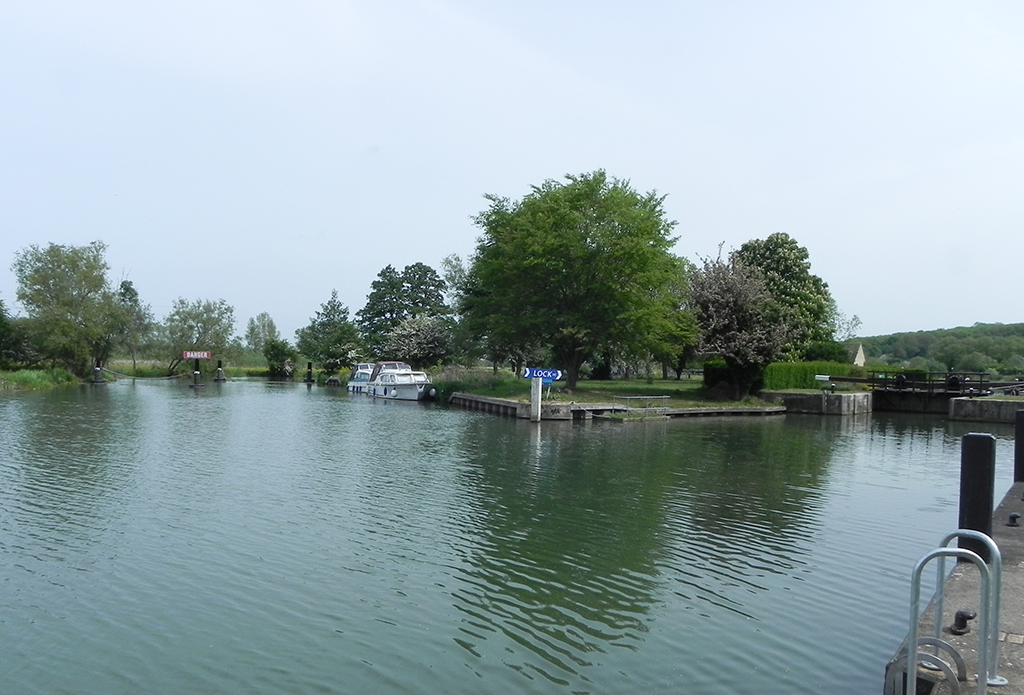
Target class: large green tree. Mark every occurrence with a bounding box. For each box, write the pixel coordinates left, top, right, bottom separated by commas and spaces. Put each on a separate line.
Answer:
11, 240, 124, 376
161, 298, 236, 374
296, 290, 360, 374
731, 233, 837, 360
356, 263, 448, 357
465, 170, 679, 389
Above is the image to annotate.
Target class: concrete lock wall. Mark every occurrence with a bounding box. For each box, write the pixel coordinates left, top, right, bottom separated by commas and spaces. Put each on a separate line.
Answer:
949, 397, 1024, 423
761, 391, 872, 415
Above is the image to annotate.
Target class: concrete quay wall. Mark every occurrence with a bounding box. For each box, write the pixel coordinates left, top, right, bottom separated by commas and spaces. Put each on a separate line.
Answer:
949, 397, 1024, 424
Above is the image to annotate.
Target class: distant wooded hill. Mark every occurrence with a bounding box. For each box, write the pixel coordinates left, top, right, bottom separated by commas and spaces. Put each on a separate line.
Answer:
856, 323, 1024, 374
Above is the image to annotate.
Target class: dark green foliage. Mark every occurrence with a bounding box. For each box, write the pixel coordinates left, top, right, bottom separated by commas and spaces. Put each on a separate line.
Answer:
0, 300, 30, 369
263, 338, 298, 378
702, 360, 731, 389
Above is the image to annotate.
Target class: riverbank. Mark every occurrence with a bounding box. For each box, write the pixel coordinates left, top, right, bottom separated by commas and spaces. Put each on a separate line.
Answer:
432, 369, 776, 410
0, 368, 77, 390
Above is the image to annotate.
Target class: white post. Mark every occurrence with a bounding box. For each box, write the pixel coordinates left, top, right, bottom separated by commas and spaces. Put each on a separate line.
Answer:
531, 376, 542, 422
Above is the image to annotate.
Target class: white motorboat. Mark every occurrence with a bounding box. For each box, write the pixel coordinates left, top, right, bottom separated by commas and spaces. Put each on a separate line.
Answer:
366, 361, 436, 401
347, 363, 374, 393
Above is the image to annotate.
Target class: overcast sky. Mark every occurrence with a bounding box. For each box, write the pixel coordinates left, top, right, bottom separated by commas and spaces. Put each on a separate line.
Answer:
2, 1, 1021, 340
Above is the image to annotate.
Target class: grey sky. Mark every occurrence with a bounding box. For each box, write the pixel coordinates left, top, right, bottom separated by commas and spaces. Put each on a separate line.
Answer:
2, 1, 1021, 339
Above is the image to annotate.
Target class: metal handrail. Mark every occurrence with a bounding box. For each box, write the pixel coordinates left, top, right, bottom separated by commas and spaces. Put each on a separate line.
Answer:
905, 546, 991, 695
933, 530, 1006, 687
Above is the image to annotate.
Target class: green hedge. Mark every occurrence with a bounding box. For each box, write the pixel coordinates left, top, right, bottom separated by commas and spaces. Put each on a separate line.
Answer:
761, 361, 859, 390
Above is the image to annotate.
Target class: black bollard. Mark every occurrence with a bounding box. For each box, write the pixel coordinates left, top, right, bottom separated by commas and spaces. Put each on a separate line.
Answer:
1015, 410, 1024, 483
958, 433, 996, 562
214, 359, 227, 383
190, 358, 204, 388
304, 361, 314, 385
92, 361, 105, 384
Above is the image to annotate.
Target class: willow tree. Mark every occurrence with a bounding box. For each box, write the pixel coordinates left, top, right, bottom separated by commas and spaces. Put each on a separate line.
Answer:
465, 170, 679, 389
161, 298, 236, 375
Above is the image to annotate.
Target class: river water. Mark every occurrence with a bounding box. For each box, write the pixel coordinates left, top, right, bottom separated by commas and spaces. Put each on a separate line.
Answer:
0, 380, 1017, 694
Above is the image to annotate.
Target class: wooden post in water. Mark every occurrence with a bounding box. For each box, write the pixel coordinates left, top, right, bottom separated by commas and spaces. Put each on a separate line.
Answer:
959, 432, 996, 562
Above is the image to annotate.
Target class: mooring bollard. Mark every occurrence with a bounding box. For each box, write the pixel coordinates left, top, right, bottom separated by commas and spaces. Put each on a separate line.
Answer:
190, 358, 204, 389
959, 433, 997, 562
1014, 410, 1024, 483
214, 359, 226, 383
304, 361, 314, 388
92, 361, 105, 384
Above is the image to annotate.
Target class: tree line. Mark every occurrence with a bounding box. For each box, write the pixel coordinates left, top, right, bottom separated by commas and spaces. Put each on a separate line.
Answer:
858, 323, 1024, 375
0, 170, 855, 398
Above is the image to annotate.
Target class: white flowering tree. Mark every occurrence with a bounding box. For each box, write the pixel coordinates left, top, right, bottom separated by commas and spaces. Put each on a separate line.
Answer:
380, 314, 452, 370
690, 254, 794, 399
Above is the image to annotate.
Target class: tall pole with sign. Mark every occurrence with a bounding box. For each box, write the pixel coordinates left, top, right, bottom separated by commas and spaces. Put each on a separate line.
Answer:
530, 377, 542, 422
522, 368, 563, 423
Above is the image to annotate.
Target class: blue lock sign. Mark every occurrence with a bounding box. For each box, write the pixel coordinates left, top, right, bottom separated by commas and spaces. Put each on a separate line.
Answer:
522, 367, 563, 380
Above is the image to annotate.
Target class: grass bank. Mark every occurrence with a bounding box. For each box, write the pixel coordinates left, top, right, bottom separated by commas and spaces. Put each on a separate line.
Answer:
104, 361, 271, 379
0, 368, 79, 390
431, 367, 774, 408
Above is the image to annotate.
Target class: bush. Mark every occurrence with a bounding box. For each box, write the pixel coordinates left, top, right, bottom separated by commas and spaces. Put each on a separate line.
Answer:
761, 361, 857, 390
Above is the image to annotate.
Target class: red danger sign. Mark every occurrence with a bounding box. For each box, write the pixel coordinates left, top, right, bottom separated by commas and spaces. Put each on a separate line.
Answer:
183, 351, 212, 359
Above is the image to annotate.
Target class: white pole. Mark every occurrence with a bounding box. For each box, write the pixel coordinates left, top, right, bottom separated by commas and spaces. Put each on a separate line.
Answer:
531, 376, 542, 422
